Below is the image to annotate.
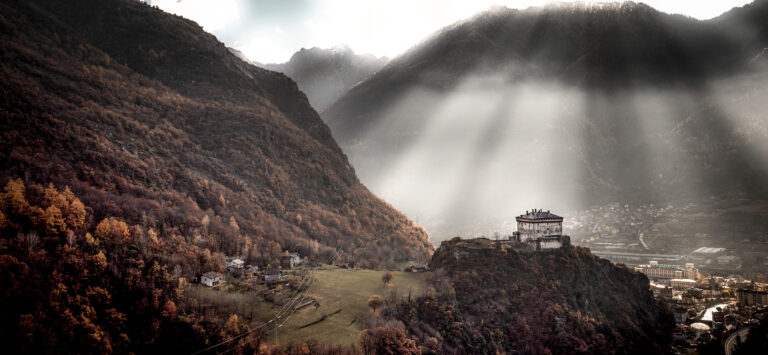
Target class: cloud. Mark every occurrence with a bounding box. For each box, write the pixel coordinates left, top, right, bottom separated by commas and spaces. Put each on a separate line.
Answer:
151, 0, 754, 64
152, 0, 241, 32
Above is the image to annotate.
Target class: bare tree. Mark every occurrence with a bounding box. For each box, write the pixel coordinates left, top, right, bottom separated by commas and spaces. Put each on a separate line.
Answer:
66, 230, 77, 246
201, 214, 210, 235
388, 289, 399, 304
25, 231, 39, 251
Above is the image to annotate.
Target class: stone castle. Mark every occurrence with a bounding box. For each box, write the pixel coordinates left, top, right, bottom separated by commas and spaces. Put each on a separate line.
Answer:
511, 209, 571, 250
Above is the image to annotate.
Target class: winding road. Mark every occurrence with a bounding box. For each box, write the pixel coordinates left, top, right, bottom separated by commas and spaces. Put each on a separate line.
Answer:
725, 327, 750, 355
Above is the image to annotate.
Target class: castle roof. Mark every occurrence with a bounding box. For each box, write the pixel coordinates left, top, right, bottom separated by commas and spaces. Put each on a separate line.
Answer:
516, 209, 563, 221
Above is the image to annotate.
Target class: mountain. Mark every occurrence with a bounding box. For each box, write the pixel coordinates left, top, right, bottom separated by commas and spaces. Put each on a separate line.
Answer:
0, 0, 433, 352
0, 0, 431, 266
321, 1, 768, 239
264, 45, 388, 112
372, 238, 674, 354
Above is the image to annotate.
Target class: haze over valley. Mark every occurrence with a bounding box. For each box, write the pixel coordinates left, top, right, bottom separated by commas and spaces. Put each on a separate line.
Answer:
319, 1, 768, 244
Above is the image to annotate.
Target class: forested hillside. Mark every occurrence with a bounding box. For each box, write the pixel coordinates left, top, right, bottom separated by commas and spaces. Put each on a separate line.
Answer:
0, 0, 431, 269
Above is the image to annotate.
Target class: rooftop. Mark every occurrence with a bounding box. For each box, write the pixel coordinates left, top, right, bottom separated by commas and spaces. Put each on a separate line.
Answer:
202, 271, 221, 278
692, 247, 726, 254
517, 209, 563, 221
638, 263, 693, 270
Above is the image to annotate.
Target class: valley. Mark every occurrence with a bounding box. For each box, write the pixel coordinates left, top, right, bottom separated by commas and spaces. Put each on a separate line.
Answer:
2, 0, 768, 354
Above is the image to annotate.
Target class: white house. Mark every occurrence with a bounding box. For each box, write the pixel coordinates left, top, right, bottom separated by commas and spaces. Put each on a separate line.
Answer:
226, 257, 245, 269
201, 271, 221, 287
281, 254, 301, 269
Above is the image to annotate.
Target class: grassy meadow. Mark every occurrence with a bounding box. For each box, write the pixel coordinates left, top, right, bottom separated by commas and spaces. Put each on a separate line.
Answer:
271, 269, 428, 345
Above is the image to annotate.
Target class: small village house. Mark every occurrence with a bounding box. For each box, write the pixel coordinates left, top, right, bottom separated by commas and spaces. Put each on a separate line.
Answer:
281, 253, 301, 269
201, 271, 221, 287
264, 269, 282, 283
226, 257, 245, 269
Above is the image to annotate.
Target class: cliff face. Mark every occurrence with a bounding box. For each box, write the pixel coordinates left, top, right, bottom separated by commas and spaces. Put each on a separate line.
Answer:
384, 238, 674, 354
0, 0, 431, 267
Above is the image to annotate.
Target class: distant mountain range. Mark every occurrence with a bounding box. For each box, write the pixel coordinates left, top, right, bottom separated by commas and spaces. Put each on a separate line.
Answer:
321, 0, 768, 239
263, 46, 388, 112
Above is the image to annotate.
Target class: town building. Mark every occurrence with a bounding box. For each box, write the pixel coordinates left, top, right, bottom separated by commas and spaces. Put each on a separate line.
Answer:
510, 209, 571, 250
651, 283, 673, 298
201, 271, 221, 287
673, 306, 689, 324
736, 289, 768, 306
670, 279, 697, 289
689, 247, 726, 263
634, 261, 698, 280
716, 255, 738, 265
409, 264, 429, 272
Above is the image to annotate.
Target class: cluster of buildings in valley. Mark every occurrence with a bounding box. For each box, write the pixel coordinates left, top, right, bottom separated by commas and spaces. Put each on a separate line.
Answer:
199, 253, 305, 288
737, 289, 768, 307
632, 257, 768, 350
634, 261, 699, 280
464, 203, 768, 352
525, 203, 768, 350
561, 201, 768, 274
564, 202, 681, 241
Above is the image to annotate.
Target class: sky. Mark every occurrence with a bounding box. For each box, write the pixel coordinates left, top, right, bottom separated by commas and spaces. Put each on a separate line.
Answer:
147, 0, 755, 64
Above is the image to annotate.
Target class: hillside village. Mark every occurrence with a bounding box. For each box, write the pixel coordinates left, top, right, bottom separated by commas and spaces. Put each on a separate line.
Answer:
564, 200, 768, 272
188, 209, 578, 348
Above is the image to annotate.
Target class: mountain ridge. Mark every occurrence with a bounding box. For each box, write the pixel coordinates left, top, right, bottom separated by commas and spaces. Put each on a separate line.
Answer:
263, 45, 388, 112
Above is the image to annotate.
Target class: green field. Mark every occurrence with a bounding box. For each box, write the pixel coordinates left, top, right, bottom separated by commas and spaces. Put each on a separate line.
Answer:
266, 269, 428, 345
